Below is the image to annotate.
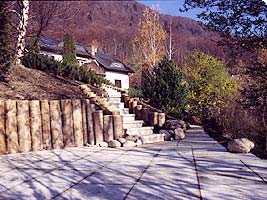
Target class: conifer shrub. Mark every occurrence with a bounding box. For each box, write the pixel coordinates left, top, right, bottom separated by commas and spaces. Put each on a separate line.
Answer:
128, 87, 143, 98
62, 33, 77, 65
22, 53, 111, 86
142, 57, 188, 116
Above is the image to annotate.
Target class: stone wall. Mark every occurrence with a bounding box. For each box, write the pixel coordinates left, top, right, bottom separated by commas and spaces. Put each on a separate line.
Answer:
0, 99, 123, 154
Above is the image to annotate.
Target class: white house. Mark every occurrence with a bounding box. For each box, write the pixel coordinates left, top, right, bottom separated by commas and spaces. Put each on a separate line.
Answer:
38, 37, 134, 89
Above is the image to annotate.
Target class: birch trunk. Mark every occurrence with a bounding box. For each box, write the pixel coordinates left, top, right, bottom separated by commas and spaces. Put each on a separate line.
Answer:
14, 0, 29, 65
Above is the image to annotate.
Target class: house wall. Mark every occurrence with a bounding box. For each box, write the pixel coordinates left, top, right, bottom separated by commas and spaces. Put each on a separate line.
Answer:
40, 51, 62, 62
40, 50, 91, 66
105, 71, 129, 89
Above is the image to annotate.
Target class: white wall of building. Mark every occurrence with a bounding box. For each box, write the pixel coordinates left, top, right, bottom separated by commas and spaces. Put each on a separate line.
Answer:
40, 51, 62, 62
40, 50, 91, 66
105, 71, 129, 89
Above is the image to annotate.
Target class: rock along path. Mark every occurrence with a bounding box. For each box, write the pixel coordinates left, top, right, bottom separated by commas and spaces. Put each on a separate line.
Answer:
0, 125, 266, 200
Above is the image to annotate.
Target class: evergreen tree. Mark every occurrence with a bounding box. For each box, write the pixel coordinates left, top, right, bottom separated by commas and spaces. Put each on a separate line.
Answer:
143, 57, 188, 116
28, 36, 40, 54
63, 33, 77, 65
0, 1, 13, 69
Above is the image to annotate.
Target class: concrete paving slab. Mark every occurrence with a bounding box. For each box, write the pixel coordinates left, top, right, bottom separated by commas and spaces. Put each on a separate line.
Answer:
126, 183, 200, 200
55, 183, 133, 200
200, 183, 267, 200
0, 125, 266, 200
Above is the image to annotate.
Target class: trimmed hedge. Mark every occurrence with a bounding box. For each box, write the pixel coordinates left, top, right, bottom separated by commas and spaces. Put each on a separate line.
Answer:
22, 53, 111, 86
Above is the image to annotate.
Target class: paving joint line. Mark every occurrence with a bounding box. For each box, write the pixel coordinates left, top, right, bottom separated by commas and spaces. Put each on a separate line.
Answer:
240, 160, 267, 184
0, 149, 105, 194
123, 145, 163, 200
51, 147, 137, 200
191, 146, 203, 200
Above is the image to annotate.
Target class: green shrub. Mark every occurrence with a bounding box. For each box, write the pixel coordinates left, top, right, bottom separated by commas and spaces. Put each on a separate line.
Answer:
22, 53, 111, 86
128, 87, 143, 98
63, 33, 77, 65
142, 56, 188, 117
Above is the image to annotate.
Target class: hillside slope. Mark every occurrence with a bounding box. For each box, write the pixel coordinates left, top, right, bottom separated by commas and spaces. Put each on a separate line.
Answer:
29, 0, 225, 66
0, 65, 86, 100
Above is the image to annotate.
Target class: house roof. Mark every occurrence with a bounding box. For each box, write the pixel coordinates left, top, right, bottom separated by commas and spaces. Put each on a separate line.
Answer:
92, 52, 134, 73
38, 37, 134, 74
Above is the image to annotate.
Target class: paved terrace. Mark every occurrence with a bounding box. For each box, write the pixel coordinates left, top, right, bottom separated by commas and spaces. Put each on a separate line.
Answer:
0, 126, 266, 200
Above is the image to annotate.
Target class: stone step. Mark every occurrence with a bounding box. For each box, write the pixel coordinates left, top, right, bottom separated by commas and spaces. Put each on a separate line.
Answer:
119, 108, 129, 115
104, 97, 122, 104
109, 103, 125, 109
122, 114, 136, 122
126, 126, 154, 136
123, 120, 144, 129
106, 89, 121, 98
140, 134, 165, 144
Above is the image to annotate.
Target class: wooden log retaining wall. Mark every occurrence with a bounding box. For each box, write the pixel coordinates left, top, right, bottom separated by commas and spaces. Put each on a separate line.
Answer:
121, 93, 166, 128
0, 99, 124, 154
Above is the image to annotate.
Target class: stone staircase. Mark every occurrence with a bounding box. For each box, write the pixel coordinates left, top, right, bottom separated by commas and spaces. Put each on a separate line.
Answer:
104, 88, 164, 144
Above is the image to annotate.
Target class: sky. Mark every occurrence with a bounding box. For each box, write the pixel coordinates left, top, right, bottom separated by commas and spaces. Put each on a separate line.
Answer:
137, 0, 202, 20
138, 0, 267, 20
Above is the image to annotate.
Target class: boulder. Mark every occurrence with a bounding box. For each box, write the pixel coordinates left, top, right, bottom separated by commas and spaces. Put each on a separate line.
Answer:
126, 135, 138, 142
98, 142, 108, 148
135, 139, 143, 146
123, 141, 136, 147
108, 140, 121, 148
174, 128, 185, 140
164, 120, 186, 130
227, 138, 254, 153
160, 129, 173, 141
117, 138, 127, 144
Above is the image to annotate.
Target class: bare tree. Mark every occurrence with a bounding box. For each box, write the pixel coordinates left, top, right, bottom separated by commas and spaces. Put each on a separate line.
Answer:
14, 0, 29, 65
29, 1, 80, 39
165, 17, 178, 60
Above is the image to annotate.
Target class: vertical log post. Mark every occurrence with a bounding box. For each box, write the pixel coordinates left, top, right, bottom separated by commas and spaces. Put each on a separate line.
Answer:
93, 110, 104, 144
113, 115, 124, 139
81, 99, 88, 145
158, 113, 166, 127
41, 100, 51, 150
50, 100, 63, 149
29, 100, 42, 151
142, 108, 149, 124
124, 96, 130, 108
5, 100, 19, 154
135, 105, 143, 120
17, 100, 31, 152
87, 102, 95, 145
103, 115, 114, 142
150, 112, 158, 126
72, 99, 84, 147
131, 100, 138, 114
61, 100, 74, 147
129, 99, 134, 113
0, 100, 6, 154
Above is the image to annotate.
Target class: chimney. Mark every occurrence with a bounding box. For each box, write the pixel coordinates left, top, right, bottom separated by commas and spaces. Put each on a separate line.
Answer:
91, 45, 97, 56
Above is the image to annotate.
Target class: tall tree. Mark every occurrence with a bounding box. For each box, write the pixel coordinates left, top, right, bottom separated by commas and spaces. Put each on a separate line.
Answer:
133, 7, 166, 69
14, 0, 30, 65
165, 17, 178, 60
29, 1, 79, 40
143, 57, 188, 116
181, 0, 267, 131
63, 33, 77, 65
181, 0, 267, 51
183, 51, 238, 120
0, 1, 13, 70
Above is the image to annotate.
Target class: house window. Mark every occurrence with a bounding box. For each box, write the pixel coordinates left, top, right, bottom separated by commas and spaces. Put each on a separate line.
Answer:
115, 80, 122, 88
112, 62, 123, 68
